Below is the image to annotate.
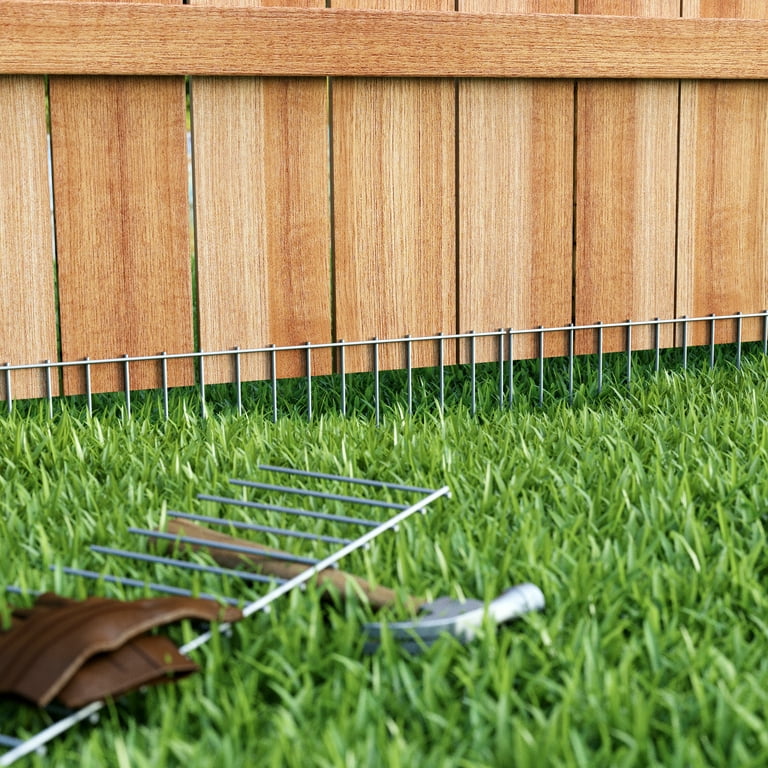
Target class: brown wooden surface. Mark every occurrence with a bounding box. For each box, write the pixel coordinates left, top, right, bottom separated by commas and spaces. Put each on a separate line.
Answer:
191, 0, 331, 382
677, 0, 768, 346
332, 0, 456, 371
575, 0, 679, 355
50, 0, 192, 394
458, 0, 573, 363
6, 2, 768, 79
0, 76, 59, 400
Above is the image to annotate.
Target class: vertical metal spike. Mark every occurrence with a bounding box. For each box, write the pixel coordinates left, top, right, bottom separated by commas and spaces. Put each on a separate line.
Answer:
198, 353, 206, 418
162, 352, 169, 420
470, 332, 476, 416
596, 322, 604, 395
234, 347, 242, 416
626, 321, 632, 386
305, 342, 312, 421
763, 310, 768, 356
406, 335, 413, 415
497, 330, 504, 409
373, 338, 380, 425
84, 358, 92, 416
45, 360, 53, 419
567, 323, 574, 405
508, 329, 514, 408
339, 341, 347, 417
438, 333, 445, 413
3, 364, 11, 414
270, 344, 278, 423
709, 314, 716, 369
736, 312, 743, 370
653, 318, 660, 373
538, 326, 544, 407
681, 317, 688, 369
123, 354, 131, 418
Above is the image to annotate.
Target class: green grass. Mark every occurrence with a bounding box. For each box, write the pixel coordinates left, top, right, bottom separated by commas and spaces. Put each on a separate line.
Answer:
1, 349, 768, 767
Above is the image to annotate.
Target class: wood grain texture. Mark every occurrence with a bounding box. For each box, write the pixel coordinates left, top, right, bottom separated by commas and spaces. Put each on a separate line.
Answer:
0, 76, 59, 400
678, 0, 768, 345
575, 0, 679, 354
5, 2, 768, 78
458, 0, 573, 363
332, 0, 456, 371
50, 0, 192, 394
191, 0, 331, 383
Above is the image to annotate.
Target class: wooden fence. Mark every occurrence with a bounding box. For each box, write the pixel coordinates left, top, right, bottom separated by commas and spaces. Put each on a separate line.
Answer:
1, 0, 767, 400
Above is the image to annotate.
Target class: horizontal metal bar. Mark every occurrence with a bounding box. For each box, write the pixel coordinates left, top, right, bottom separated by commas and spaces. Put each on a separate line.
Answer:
0, 736, 23, 749
2, 312, 767, 374
258, 464, 437, 495
89, 546, 284, 585
55, 566, 241, 606
228, 480, 407, 511
129, 528, 321, 567
3, 3, 768, 78
168, 510, 352, 545
198, 494, 382, 527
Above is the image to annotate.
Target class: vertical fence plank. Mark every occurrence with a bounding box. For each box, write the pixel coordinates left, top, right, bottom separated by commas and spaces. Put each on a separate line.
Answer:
191, 0, 331, 384
332, 0, 455, 372
50, 0, 192, 395
0, 76, 59, 401
678, 0, 768, 346
575, 0, 679, 355
458, 0, 574, 364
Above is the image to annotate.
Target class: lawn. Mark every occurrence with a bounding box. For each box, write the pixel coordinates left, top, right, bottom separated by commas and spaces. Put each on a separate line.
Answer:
1, 348, 767, 767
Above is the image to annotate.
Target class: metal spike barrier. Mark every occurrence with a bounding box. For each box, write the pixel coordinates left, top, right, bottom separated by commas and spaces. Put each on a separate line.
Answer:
2, 313, 767, 421
1, 466, 450, 765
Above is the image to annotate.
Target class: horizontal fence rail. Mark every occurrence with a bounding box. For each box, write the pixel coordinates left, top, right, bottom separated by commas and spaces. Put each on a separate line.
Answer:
3, 3, 768, 78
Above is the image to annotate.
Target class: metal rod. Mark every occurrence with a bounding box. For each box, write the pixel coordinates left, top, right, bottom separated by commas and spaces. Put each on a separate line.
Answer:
84, 358, 92, 415
130, 528, 321, 566
0, 736, 23, 749
234, 347, 242, 416
709, 315, 716, 368
162, 352, 169, 420
373, 337, 380, 426
305, 342, 312, 421
168, 510, 352, 545
626, 321, 632, 386
123, 355, 131, 418
538, 326, 544, 407
681, 317, 688, 369
470, 332, 476, 415
257, 465, 437, 494
45, 360, 53, 419
736, 312, 743, 369
653, 318, 660, 373
508, 329, 514, 407
567, 323, 574, 404
56, 566, 241, 605
270, 345, 278, 423
3, 365, 10, 414
497, 330, 504, 409
228, 480, 408, 510
200, 493, 386, 526
763, 310, 768, 355
339, 341, 346, 416
198, 353, 206, 418
597, 322, 604, 394
438, 333, 445, 412
89, 545, 282, 585
406, 335, 413, 415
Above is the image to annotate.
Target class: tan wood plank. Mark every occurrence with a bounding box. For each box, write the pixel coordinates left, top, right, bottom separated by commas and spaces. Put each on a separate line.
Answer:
191, 0, 331, 383
575, 0, 679, 355
50, 0, 192, 394
678, 0, 768, 346
0, 76, 59, 401
6, 3, 768, 79
332, 0, 455, 371
458, 0, 573, 364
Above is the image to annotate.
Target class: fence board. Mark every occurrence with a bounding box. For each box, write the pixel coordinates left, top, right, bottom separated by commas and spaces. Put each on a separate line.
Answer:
332, 0, 455, 371
49, 0, 192, 394
191, 0, 331, 383
458, 0, 573, 364
678, 0, 768, 346
575, 0, 679, 355
0, 76, 59, 401
6, 3, 768, 79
